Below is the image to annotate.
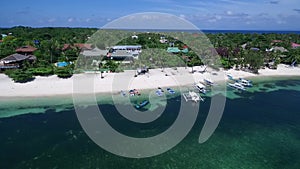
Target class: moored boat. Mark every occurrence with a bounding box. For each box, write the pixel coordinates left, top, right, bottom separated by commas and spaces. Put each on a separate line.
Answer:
167, 88, 175, 94
155, 90, 163, 96
204, 78, 215, 86
156, 87, 164, 96
228, 82, 246, 91
135, 100, 149, 109
227, 74, 234, 80
237, 78, 253, 87
194, 82, 207, 94
182, 91, 204, 102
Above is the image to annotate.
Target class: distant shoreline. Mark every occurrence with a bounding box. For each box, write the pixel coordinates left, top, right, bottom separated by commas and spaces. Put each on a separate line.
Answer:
1, 26, 300, 34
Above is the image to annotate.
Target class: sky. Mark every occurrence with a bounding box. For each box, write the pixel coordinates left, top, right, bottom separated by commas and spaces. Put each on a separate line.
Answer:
1, 0, 300, 30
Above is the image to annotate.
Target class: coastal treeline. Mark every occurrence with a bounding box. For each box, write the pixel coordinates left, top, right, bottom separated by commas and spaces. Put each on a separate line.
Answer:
0, 26, 97, 82
207, 32, 300, 72
0, 26, 300, 82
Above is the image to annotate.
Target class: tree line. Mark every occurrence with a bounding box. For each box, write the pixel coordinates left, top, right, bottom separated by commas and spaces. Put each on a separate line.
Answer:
0, 26, 300, 82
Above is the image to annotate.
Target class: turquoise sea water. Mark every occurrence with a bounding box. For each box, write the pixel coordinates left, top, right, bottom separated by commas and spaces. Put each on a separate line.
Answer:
0, 77, 300, 169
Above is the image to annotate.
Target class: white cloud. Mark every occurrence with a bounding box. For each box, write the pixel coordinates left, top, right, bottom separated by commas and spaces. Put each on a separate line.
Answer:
103, 12, 198, 30
277, 20, 286, 24
179, 14, 186, 19
67, 17, 74, 22
226, 10, 233, 15
215, 15, 222, 20
85, 18, 91, 22
48, 18, 56, 23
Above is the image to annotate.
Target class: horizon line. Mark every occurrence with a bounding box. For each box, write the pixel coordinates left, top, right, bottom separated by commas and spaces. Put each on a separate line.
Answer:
0, 25, 300, 32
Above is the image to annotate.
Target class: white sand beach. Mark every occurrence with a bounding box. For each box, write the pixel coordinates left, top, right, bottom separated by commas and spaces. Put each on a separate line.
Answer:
0, 64, 300, 97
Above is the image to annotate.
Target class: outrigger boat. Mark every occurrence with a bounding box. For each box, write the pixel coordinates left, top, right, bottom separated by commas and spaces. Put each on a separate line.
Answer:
204, 78, 215, 86
155, 90, 163, 96
194, 82, 207, 94
157, 87, 164, 92
135, 100, 149, 109
227, 74, 234, 80
237, 78, 253, 87
156, 87, 164, 96
183, 91, 204, 102
228, 82, 246, 91
167, 88, 175, 94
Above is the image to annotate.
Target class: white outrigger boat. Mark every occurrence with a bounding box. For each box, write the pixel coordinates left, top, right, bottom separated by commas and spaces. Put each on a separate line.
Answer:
227, 74, 234, 80
183, 91, 204, 102
203, 78, 215, 86
194, 82, 207, 94
237, 78, 253, 87
228, 82, 246, 91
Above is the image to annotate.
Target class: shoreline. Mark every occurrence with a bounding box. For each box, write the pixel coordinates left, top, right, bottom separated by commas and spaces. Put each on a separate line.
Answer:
0, 64, 300, 98
0, 67, 299, 118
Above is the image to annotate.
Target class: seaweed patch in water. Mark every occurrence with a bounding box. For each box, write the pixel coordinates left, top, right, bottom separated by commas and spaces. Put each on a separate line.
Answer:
263, 84, 276, 89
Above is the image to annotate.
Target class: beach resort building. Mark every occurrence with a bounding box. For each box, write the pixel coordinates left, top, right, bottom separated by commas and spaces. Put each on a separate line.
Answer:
266, 46, 288, 53
62, 43, 93, 51
0, 53, 36, 70
271, 40, 283, 45
82, 47, 108, 57
0, 46, 37, 71
0, 45, 37, 71
1, 34, 7, 39
107, 45, 142, 60
291, 42, 300, 49
159, 36, 168, 43
15, 45, 37, 55
131, 35, 138, 39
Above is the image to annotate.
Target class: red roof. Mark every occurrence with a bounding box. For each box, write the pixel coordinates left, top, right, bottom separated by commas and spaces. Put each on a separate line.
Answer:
15, 45, 37, 53
272, 40, 283, 43
62, 43, 92, 50
75, 43, 93, 50
291, 42, 300, 48
62, 44, 70, 50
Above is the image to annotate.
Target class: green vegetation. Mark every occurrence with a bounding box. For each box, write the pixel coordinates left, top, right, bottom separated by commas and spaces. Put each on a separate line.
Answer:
207, 32, 300, 72
27, 60, 54, 76
1, 27, 300, 82
0, 26, 97, 82
4, 69, 35, 83
54, 65, 74, 78
28, 67, 53, 76
116, 32, 203, 69
102, 60, 121, 72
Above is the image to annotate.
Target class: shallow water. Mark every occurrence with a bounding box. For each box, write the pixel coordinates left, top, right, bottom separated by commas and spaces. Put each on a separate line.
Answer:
0, 77, 300, 169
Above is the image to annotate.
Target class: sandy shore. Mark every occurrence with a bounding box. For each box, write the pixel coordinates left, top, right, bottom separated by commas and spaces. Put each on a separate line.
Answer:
0, 64, 300, 97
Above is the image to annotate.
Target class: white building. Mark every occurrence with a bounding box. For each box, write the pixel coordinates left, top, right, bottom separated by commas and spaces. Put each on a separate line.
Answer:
108, 45, 142, 60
